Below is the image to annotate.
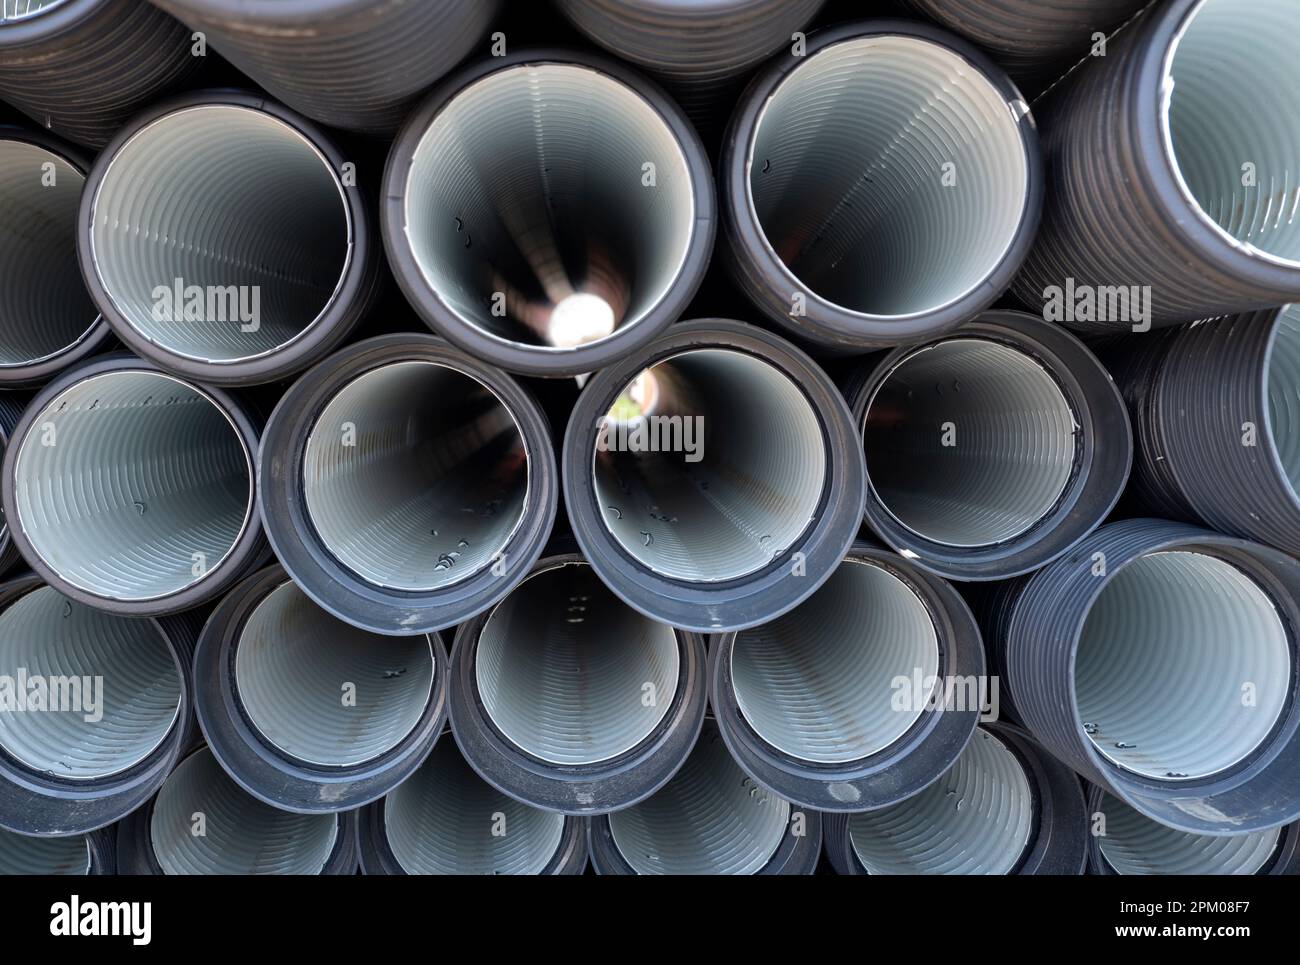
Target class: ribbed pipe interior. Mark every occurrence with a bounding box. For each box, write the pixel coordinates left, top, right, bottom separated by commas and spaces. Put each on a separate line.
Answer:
89, 105, 349, 363
748, 36, 1027, 318
592, 349, 826, 582
730, 559, 939, 763
1165, 0, 1300, 266
302, 361, 528, 592
150, 748, 338, 875
14, 372, 253, 601
475, 563, 679, 765
384, 739, 565, 875
608, 726, 790, 874
0, 587, 180, 779
864, 339, 1076, 547
1075, 551, 1291, 780
1267, 304, 1300, 494
0, 140, 98, 368
0, 827, 89, 875
848, 728, 1034, 875
404, 63, 694, 349
0, 0, 68, 23
1098, 792, 1281, 875
235, 581, 435, 767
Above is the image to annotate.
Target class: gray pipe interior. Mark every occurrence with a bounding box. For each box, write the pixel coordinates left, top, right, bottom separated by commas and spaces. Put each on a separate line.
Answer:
0, 140, 99, 368
13, 371, 254, 601
0, 826, 89, 875
730, 559, 939, 763
748, 36, 1027, 319
1075, 551, 1291, 781
475, 562, 679, 765
150, 747, 338, 875
88, 105, 350, 363
1267, 304, 1300, 492
592, 349, 826, 582
864, 338, 1077, 547
302, 361, 529, 592
384, 738, 566, 875
608, 726, 790, 875
235, 581, 435, 768
1098, 792, 1281, 875
403, 63, 694, 349
848, 728, 1035, 875
0, 586, 181, 780
0, 1, 67, 24
1165, 0, 1300, 266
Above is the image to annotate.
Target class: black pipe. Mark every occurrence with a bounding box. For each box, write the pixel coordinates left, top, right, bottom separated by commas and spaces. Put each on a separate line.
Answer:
258, 333, 557, 636
709, 542, 984, 812
0, 573, 200, 836
824, 722, 1088, 875
447, 552, 707, 815
563, 318, 865, 632
382, 48, 714, 378
77, 90, 381, 387
0, 390, 28, 576
845, 310, 1131, 580
150, 0, 500, 135
720, 20, 1042, 351
1011, 0, 1300, 330
0, 825, 114, 874
0, 0, 199, 148
193, 565, 448, 814
999, 518, 1300, 835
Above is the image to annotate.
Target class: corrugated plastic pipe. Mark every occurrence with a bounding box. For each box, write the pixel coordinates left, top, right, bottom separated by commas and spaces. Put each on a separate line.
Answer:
824, 723, 1088, 875
116, 746, 358, 875
357, 733, 587, 875
382, 49, 714, 378
0, 826, 114, 874
720, 20, 1041, 350
0, 390, 28, 576
846, 310, 1131, 580
587, 718, 821, 875
1011, 0, 1300, 329
150, 0, 500, 135
1, 354, 265, 615
78, 91, 380, 387
999, 518, 1300, 835
0, 0, 199, 148
0, 574, 199, 836
447, 553, 707, 814
258, 334, 556, 636
563, 319, 865, 632
193, 566, 448, 814
709, 542, 984, 812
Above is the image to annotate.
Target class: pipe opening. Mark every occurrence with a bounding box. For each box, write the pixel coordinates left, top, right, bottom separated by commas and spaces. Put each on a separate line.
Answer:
1098, 791, 1281, 875
234, 581, 435, 768
0, 827, 89, 875
384, 739, 565, 875
848, 728, 1034, 874
609, 726, 789, 874
14, 371, 254, 601
0, 1, 68, 24
731, 559, 939, 763
1165, 0, 1300, 267
0, 139, 98, 369
302, 360, 529, 592
592, 348, 826, 582
150, 748, 338, 875
1075, 551, 1292, 781
403, 63, 694, 350
89, 105, 350, 364
864, 338, 1076, 547
1267, 304, 1300, 493
475, 563, 679, 765
748, 36, 1027, 318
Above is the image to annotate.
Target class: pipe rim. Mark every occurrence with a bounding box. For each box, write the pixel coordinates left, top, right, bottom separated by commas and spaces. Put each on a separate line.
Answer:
0, 0, 105, 43
1262, 305, 1300, 509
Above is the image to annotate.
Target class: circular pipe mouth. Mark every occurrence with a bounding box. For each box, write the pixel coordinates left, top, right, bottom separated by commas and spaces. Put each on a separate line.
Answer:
0, 586, 181, 780
86, 102, 352, 370
383, 739, 567, 876
1267, 304, 1300, 496
11, 369, 256, 603
1074, 550, 1292, 782
1097, 791, 1281, 875
149, 748, 339, 875
302, 360, 529, 593
847, 728, 1035, 875
0, 826, 89, 874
